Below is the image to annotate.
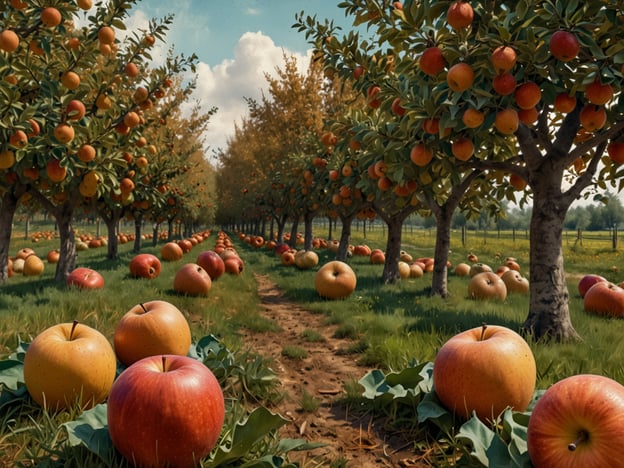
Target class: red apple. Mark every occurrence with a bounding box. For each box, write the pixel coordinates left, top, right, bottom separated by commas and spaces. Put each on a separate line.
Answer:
577, 274, 607, 298
173, 263, 212, 296
107, 355, 225, 468
66, 267, 104, 289
23, 320, 117, 410
467, 271, 507, 300
314, 260, 357, 299
196, 250, 225, 280
527, 374, 624, 468
224, 256, 244, 275
419, 46, 446, 76
549, 30, 580, 62
583, 281, 624, 317
114, 300, 192, 366
433, 324, 536, 421
447, 0, 474, 30
129, 253, 161, 279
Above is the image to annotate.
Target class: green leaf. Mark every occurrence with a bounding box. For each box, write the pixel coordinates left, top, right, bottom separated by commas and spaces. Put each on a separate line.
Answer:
62, 403, 115, 461
209, 407, 289, 466
456, 414, 495, 466
0, 359, 24, 390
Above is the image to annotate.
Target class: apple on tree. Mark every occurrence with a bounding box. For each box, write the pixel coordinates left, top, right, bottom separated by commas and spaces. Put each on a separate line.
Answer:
107, 355, 225, 468
433, 324, 536, 421
23, 320, 117, 410
113, 300, 192, 366
527, 374, 624, 467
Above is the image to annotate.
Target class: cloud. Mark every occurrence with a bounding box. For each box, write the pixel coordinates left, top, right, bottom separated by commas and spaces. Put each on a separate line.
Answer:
189, 31, 312, 158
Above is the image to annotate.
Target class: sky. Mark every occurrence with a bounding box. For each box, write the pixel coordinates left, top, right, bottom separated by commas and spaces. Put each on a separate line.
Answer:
123, 0, 353, 158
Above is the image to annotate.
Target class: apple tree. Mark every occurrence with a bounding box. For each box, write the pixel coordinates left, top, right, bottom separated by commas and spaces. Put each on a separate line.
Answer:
297, 0, 624, 340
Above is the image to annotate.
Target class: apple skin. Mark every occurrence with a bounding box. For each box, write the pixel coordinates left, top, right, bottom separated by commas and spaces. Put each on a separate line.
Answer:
173, 263, 212, 296
23, 321, 117, 411
129, 253, 161, 279
501, 269, 530, 294
66, 267, 104, 289
577, 274, 607, 298
107, 355, 225, 468
294, 250, 319, 270
314, 260, 357, 299
113, 300, 192, 366
196, 250, 225, 280
224, 256, 244, 275
583, 281, 624, 317
433, 324, 536, 421
467, 271, 507, 301
527, 374, 624, 468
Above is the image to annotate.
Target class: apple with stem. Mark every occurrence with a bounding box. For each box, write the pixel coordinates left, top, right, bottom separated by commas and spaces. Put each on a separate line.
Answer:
314, 260, 357, 299
23, 320, 117, 410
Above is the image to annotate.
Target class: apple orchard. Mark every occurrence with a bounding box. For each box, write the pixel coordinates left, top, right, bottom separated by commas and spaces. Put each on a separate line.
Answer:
4, 0, 624, 467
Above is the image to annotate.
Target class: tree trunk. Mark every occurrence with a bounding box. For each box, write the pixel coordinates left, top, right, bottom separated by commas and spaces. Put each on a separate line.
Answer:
303, 211, 315, 251
288, 216, 299, 248
100, 209, 121, 260
431, 206, 453, 297
133, 214, 143, 253
0, 189, 22, 283
152, 223, 160, 247
382, 217, 404, 284
522, 201, 580, 341
328, 215, 333, 240
336, 213, 354, 262
54, 202, 77, 282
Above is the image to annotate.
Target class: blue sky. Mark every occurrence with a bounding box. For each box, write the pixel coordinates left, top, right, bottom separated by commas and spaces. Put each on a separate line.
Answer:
125, 0, 352, 153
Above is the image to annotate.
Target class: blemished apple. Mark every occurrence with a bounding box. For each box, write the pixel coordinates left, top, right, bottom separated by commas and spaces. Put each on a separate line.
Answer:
196, 250, 225, 280
113, 300, 192, 366
467, 271, 507, 301
173, 263, 212, 296
314, 260, 357, 299
129, 253, 161, 279
294, 250, 319, 270
107, 355, 225, 467
66, 267, 105, 289
433, 324, 536, 421
527, 374, 624, 468
23, 320, 117, 410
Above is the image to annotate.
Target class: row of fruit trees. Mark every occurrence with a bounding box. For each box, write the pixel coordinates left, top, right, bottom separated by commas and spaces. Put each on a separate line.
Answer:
216, 0, 624, 342
0, 0, 217, 285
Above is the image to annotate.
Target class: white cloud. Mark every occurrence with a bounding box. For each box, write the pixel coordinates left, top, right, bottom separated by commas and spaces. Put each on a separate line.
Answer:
189, 31, 312, 158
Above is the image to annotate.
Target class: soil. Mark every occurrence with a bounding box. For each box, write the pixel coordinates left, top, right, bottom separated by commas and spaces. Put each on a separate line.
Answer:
240, 274, 430, 467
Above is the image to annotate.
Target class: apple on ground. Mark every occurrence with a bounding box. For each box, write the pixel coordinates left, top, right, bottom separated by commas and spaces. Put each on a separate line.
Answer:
468, 271, 507, 301
224, 256, 244, 275
23, 320, 117, 410
196, 250, 225, 280
66, 267, 105, 289
113, 300, 192, 366
527, 374, 624, 468
173, 263, 212, 296
433, 324, 536, 421
129, 253, 161, 279
107, 355, 225, 467
577, 274, 607, 298
583, 281, 624, 317
314, 260, 357, 299
294, 250, 319, 270
501, 269, 530, 294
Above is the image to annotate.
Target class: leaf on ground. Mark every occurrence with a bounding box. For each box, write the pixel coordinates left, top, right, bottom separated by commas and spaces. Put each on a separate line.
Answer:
62, 403, 114, 461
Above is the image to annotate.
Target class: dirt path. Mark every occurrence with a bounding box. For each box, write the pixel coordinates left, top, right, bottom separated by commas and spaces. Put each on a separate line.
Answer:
241, 274, 428, 467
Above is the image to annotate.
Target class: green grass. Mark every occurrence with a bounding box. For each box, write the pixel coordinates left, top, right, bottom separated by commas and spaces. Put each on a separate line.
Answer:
280, 345, 308, 360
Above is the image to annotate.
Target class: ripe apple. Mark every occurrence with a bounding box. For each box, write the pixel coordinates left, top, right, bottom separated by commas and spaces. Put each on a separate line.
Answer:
585, 79, 614, 105
447, 62, 474, 92
579, 104, 607, 131
577, 274, 607, 298
66, 267, 104, 289
370, 249, 385, 264
549, 30, 580, 61
454, 262, 471, 276
501, 269, 529, 294
224, 256, 244, 275
46, 249, 60, 263
196, 250, 225, 280
468, 271, 507, 300
515, 81, 541, 109
398, 261, 411, 279
583, 281, 624, 317
491, 45, 516, 73
129, 253, 161, 279
107, 355, 225, 468
553, 93, 577, 113
294, 250, 319, 270
607, 141, 624, 164
22, 255, 44, 276
114, 300, 192, 366
173, 263, 212, 296
314, 260, 357, 299
419, 46, 446, 76
468, 262, 491, 276
433, 324, 536, 421
527, 374, 624, 468
23, 320, 117, 410
281, 250, 296, 266
492, 72, 517, 96
447, 0, 474, 30
409, 262, 424, 278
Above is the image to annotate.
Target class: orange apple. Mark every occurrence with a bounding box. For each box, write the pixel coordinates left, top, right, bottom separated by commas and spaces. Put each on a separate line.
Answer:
314, 260, 357, 299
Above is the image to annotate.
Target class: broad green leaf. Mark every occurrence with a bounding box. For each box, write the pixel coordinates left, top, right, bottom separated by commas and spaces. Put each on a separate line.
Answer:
456, 414, 495, 466
62, 403, 115, 461
0, 359, 24, 390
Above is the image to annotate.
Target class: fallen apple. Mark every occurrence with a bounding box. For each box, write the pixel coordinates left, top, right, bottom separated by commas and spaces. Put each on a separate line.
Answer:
583, 281, 624, 317
173, 263, 212, 296
114, 300, 192, 366
433, 323, 536, 421
107, 355, 225, 467
314, 260, 357, 299
467, 271, 507, 301
66, 267, 104, 289
527, 374, 624, 468
577, 274, 607, 298
129, 253, 161, 279
196, 250, 225, 280
23, 320, 117, 410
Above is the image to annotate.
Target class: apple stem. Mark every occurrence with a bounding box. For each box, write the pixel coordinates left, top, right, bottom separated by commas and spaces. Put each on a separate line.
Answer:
480, 323, 487, 341
139, 303, 148, 313
161, 355, 167, 372
568, 430, 588, 451
70, 320, 79, 340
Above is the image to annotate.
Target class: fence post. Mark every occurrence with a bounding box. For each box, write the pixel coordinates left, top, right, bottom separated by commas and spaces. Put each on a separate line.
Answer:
613, 226, 618, 250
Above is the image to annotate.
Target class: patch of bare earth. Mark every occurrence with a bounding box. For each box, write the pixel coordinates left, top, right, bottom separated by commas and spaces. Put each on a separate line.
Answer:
240, 274, 430, 467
